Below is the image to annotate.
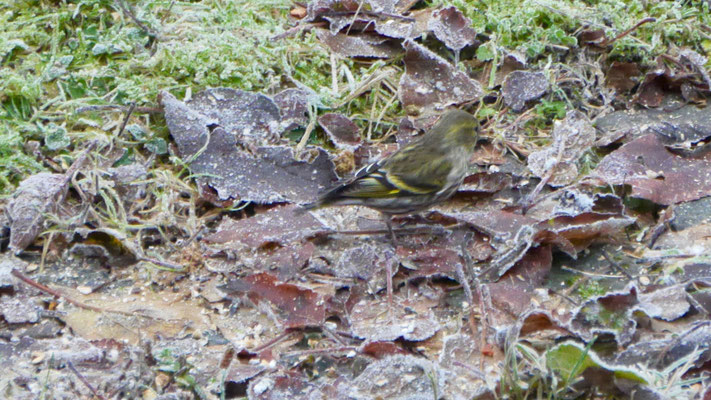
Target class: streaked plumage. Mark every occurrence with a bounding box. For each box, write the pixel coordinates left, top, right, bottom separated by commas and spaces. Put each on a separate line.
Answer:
303, 109, 479, 241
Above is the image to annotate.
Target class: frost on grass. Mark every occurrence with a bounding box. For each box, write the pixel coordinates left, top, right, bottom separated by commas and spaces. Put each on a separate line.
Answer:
162, 90, 338, 203
398, 40, 483, 112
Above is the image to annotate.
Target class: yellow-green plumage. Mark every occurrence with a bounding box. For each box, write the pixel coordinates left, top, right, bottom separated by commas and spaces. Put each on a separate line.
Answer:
304, 109, 479, 221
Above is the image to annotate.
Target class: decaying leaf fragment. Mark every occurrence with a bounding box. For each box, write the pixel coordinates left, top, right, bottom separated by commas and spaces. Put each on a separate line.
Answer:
527, 110, 596, 186
69, 228, 139, 268
7, 172, 68, 254
319, 112, 362, 150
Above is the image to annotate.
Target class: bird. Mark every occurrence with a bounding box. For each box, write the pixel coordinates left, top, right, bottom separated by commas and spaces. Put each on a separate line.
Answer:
302, 108, 480, 243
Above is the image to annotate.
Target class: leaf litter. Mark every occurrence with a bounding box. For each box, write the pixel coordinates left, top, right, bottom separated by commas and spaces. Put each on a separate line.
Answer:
3, 0, 711, 399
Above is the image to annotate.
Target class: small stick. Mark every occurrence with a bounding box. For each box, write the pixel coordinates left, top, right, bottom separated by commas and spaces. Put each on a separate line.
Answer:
139, 255, 185, 272
116, 102, 136, 138
75, 105, 162, 114
115, 0, 160, 38
250, 331, 297, 353
11, 269, 156, 319
281, 346, 358, 357
600, 17, 656, 47
67, 361, 106, 400
601, 250, 634, 281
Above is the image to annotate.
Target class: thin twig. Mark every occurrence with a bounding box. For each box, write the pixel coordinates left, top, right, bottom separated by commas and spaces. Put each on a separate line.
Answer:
67, 361, 106, 400
600, 17, 656, 47
115, 0, 160, 38
281, 346, 358, 357
548, 288, 579, 306
11, 269, 157, 319
601, 250, 635, 281
250, 331, 297, 353
138, 255, 185, 272
75, 104, 163, 114
116, 102, 136, 138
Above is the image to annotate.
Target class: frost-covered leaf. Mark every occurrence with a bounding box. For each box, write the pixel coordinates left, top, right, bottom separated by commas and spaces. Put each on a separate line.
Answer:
204, 205, 326, 248
398, 40, 483, 112
343, 354, 444, 400
7, 172, 68, 253
219, 272, 326, 328
502, 70, 548, 112
319, 112, 362, 150
569, 284, 639, 346
428, 6, 476, 52
316, 30, 402, 58
350, 296, 440, 342
163, 90, 338, 203
594, 134, 711, 205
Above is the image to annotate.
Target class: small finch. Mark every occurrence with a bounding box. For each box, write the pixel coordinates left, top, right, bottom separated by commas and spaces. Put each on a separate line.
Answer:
303, 109, 480, 242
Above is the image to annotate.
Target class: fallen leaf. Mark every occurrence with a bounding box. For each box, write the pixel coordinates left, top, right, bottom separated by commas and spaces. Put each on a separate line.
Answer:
428, 6, 477, 52
350, 296, 441, 341
273, 88, 313, 131
488, 245, 552, 317
502, 70, 548, 112
70, 228, 139, 268
7, 172, 68, 253
316, 30, 402, 58
249, 371, 329, 399
637, 284, 690, 321
593, 100, 711, 146
219, 272, 326, 328
615, 322, 711, 369
569, 284, 639, 346
164, 90, 338, 203
204, 205, 326, 248
606, 61, 641, 92
319, 112, 362, 150
398, 40, 483, 113
343, 354, 444, 400
594, 133, 711, 205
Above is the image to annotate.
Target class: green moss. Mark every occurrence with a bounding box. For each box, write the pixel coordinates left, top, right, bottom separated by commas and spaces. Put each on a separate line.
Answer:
576, 280, 606, 299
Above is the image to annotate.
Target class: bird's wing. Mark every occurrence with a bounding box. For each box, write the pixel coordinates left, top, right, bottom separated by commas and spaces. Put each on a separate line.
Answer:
382, 146, 452, 194
315, 145, 452, 203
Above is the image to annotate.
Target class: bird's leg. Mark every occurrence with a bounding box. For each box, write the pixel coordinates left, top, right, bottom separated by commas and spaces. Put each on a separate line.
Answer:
382, 212, 396, 310
385, 255, 393, 310
382, 212, 398, 246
